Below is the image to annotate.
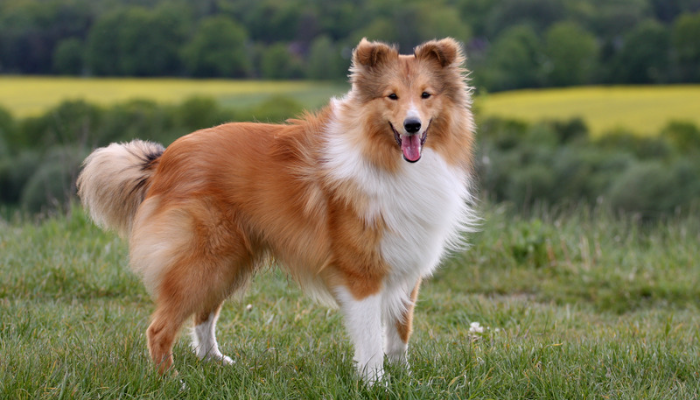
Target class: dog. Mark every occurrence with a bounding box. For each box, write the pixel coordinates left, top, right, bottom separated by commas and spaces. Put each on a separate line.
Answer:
77, 37, 476, 383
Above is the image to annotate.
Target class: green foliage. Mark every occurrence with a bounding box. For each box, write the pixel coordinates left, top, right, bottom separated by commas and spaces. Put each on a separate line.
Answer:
306, 35, 346, 81
182, 16, 251, 78
613, 20, 671, 83
2, 0, 700, 90
481, 25, 544, 91
52, 37, 84, 75
544, 21, 598, 86
20, 147, 84, 213
672, 12, 700, 82
0, 106, 15, 155
477, 115, 700, 218
236, 96, 304, 123
18, 100, 102, 150
260, 43, 304, 80
664, 120, 700, 154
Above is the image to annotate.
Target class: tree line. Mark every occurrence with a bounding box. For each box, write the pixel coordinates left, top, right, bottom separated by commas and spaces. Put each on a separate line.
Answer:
1, 0, 700, 90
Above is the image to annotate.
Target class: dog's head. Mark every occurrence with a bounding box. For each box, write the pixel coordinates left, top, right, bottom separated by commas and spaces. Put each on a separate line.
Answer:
349, 38, 469, 165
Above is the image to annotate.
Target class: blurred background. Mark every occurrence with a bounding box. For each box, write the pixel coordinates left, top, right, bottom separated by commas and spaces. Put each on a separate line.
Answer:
1, 0, 700, 218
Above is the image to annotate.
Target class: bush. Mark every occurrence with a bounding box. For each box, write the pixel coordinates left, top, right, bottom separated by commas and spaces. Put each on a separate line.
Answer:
663, 120, 700, 154
0, 151, 41, 204
174, 97, 231, 134
236, 96, 304, 123
19, 147, 84, 212
97, 99, 179, 145
0, 105, 15, 155
506, 163, 556, 207
596, 129, 672, 159
607, 161, 700, 217
18, 100, 102, 150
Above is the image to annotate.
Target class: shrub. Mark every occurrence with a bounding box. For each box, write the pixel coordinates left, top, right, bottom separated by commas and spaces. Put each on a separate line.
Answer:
174, 97, 231, 134
18, 100, 102, 150
506, 163, 556, 207
595, 129, 672, 159
97, 99, 179, 146
607, 161, 699, 217
0, 151, 41, 204
663, 120, 700, 154
236, 96, 304, 123
0, 105, 15, 154
19, 147, 84, 212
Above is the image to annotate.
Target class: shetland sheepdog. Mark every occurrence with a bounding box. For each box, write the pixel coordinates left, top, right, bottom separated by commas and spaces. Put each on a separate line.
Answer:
77, 37, 476, 383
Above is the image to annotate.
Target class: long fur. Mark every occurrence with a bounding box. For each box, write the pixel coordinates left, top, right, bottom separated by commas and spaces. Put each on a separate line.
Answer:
77, 140, 164, 238
77, 37, 476, 382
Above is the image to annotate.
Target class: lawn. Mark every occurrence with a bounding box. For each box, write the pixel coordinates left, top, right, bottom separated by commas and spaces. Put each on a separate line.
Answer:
476, 85, 700, 136
2, 205, 699, 399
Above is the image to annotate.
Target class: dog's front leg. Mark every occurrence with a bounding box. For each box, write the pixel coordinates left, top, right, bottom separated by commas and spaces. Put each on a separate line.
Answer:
336, 285, 385, 384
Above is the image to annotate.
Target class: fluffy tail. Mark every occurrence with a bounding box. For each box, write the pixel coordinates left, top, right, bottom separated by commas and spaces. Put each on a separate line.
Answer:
77, 140, 165, 238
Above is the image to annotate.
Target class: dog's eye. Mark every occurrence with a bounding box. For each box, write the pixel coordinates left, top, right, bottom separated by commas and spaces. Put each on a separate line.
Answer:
388, 93, 398, 100
421, 92, 431, 99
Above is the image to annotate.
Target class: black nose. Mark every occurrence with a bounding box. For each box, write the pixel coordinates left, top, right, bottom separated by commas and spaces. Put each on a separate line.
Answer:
404, 119, 421, 134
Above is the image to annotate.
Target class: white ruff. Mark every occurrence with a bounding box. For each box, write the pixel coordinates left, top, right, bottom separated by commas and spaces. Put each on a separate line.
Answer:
324, 102, 477, 322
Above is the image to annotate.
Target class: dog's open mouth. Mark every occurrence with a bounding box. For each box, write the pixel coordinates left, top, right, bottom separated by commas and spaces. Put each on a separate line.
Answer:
391, 122, 429, 163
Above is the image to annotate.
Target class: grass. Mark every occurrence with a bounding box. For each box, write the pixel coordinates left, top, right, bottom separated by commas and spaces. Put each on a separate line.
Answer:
0, 76, 348, 117
2, 204, 700, 399
476, 85, 700, 136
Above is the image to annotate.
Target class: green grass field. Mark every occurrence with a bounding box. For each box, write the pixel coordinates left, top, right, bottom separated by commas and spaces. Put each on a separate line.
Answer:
2, 205, 699, 399
2, 77, 699, 136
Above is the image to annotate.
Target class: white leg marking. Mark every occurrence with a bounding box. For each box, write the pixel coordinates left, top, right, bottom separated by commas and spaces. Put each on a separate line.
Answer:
384, 321, 408, 366
191, 312, 233, 365
336, 286, 385, 384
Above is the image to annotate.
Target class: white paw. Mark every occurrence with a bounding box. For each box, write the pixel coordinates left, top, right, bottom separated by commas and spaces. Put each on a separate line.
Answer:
195, 346, 235, 365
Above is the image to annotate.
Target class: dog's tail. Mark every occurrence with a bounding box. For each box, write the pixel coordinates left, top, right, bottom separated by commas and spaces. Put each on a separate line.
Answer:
77, 140, 165, 238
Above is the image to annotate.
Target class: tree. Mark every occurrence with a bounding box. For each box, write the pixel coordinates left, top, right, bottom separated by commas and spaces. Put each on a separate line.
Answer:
117, 5, 190, 76
544, 22, 598, 86
260, 43, 304, 79
53, 38, 84, 75
306, 35, 345, 80
480, 24, 544, 91
612, 20, 670, 83
85, 8, 126, 76
672, 12, 700, 82
86, 5, 189, 76
181, 16, 252, 78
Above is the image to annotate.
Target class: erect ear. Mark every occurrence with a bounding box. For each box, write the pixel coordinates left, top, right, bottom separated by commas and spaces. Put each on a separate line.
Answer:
414, 38, 464, 68
352, 38, 398, 70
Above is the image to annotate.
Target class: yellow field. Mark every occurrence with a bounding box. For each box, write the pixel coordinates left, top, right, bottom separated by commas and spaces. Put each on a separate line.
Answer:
1, 77, 698, 136
477, 85, 700, 136
0, 76, 347, 117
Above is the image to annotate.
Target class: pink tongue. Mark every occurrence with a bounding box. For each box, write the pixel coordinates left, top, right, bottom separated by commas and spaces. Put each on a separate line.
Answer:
401, 134, 422, 162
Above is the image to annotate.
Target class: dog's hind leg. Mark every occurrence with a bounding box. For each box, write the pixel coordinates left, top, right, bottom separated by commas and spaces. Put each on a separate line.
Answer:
192, 302, 233, 364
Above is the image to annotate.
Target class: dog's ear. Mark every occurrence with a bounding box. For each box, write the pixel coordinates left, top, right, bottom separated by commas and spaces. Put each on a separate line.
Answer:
415, 38, 464, 68
353, 38, 398, 70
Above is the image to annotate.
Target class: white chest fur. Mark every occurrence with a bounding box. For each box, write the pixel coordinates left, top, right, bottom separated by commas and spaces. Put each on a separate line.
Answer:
324, 126, 475, 282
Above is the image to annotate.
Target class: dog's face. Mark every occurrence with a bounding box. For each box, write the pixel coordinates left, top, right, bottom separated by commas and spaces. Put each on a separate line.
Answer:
350, 38, 467, 165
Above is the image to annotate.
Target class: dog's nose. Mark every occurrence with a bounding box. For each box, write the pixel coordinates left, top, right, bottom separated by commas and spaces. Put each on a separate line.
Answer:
404, 119, 421, 134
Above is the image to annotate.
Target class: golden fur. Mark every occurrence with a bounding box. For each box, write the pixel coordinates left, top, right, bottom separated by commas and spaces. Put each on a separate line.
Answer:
78, 37, 475, 379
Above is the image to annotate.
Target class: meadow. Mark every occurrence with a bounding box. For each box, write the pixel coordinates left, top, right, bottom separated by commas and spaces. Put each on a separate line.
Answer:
2, 205, 700, 399
0, 76, 348, 117
3, 77, 700, 136
477, 85, 700, 136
